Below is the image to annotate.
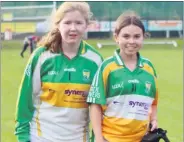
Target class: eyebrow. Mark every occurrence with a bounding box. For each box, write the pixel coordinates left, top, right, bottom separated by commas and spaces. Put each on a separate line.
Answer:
122, 33, 141, 35
134, 34, 141, 36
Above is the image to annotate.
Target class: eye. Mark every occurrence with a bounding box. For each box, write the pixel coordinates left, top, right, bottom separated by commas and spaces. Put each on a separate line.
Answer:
76, 21, 83, 25
64, 21, 71, 25
122, 34, 130, 39
134, 34, 141, 39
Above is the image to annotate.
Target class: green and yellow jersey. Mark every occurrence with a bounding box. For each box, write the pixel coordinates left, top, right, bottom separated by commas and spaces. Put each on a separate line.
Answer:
87, 49, 158, 142
15, 41, 103, 142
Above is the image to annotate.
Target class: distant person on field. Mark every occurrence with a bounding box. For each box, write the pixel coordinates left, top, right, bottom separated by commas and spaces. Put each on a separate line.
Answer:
20, 35, 40, 58
87, 10, 159, 142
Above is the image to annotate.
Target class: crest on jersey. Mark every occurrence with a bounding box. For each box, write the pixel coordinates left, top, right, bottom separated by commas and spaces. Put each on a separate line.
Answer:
145, 81, 151, 93
83, 69, 90, 81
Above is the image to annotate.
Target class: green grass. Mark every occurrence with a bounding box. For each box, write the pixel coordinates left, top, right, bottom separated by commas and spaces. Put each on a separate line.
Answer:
2, 39, 183, 142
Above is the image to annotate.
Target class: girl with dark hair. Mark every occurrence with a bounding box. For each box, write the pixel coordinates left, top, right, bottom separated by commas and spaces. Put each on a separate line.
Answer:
87, 11, 158, 142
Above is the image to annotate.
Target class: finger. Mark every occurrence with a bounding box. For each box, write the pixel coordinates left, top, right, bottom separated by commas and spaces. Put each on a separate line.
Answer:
150, 125, 155, 131
150, 123, 157, 131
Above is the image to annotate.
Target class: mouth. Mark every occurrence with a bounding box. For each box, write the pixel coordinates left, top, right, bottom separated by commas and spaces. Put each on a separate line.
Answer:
126, 46, 137, 50
69, 34, 77, 38
125, 46, 138, 53
126, 45, 137, 48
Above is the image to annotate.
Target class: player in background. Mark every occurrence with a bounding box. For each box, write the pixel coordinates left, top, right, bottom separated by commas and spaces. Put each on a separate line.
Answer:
20, 35, 40, 58
87, 10, 158, 142
15, 2, 103, 142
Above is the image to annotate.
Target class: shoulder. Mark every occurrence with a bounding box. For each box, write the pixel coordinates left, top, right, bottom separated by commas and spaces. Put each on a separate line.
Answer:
32, 46, 61, 63
24, 47, 47, 72
28, 47, 61, 70
84, 41, 103, 59
32, 46, 46, 57
141, 56, 155, 69
99, 56, 115, 71
82, 41, 103, 67
29, 46, 48, 63
141, 56, 157, 77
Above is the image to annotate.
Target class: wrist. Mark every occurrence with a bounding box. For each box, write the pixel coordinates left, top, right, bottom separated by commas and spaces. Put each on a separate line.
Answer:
151, 118, 157, 122
95, 136, 104, 141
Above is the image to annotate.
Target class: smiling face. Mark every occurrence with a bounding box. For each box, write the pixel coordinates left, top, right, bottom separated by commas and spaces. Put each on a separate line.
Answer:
58, 10, 87, 45
115, 24, 144, 56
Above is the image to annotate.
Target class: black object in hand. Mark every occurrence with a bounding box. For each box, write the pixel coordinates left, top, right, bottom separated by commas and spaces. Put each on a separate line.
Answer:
141, 128, 170, 142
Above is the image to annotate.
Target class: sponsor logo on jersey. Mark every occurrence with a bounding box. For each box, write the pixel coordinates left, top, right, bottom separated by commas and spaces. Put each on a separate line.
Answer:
64, 68, 76, 72
113, 101, 120, 104
48, 71, 59, 75
113, 101, 124, 105
145, 81, 151, 93
129, 101, 149, 110
88, 86, 100, 98
112, 82, 124, 90
128, 79, 139, 83
65, 89, 88, 97
83, 69, 90, 81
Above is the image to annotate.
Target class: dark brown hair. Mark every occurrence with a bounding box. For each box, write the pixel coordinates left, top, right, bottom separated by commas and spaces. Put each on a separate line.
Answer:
114, 10, 145, 36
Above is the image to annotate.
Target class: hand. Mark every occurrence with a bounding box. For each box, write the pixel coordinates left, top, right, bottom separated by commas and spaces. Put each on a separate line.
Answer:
96, 140, 107, 142
96, 138, 105, 142
150, 119, 158, 131
96, 137, 108, 142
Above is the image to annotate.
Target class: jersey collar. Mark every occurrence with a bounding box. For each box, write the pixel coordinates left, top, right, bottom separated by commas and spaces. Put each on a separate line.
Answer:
60, 40, 86, 56
114, 48, 143, 67
78, 40, 86, 55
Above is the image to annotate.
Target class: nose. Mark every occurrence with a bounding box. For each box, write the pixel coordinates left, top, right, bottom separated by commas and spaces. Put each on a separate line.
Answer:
70, 23, 77, 31
128, 38, 135, 44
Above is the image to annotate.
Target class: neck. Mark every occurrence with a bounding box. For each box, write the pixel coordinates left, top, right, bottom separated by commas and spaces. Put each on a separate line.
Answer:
62, 42, 80, 53
62, 42, 81, 59
120, 50, 138, 71
120, 50, 137, 63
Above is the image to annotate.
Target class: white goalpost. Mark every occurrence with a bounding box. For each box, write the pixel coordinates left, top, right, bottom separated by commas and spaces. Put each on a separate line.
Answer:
97, 40, 178, 48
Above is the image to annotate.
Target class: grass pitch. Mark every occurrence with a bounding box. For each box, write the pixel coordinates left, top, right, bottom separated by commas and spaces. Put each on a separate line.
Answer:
1, 39, 183, 142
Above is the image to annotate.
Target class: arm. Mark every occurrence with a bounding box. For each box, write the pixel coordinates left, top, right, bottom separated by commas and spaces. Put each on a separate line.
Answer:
15, 48, 42, 142
15, 61, 35, 142
87, 63, 108, 142
90, 104, 104, 142
150, 81, 158, 131
146, 62, 158, 132
150, 105, 158, 131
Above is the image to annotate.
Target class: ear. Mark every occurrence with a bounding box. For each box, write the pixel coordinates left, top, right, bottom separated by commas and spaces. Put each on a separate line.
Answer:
84, 24, 88, 32
113, 33, 119, 44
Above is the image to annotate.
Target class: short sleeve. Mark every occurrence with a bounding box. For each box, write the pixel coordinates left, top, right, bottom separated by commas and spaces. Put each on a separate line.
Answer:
87, 65, 107, 105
